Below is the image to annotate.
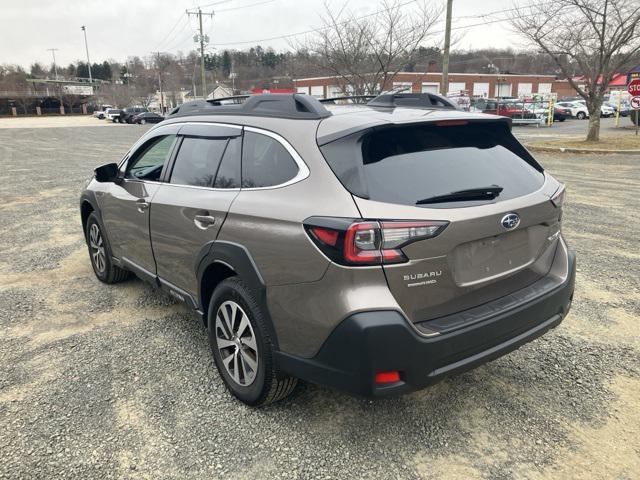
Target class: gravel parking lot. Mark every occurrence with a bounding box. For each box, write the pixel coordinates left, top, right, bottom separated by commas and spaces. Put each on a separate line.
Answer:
1, 118, 639, 479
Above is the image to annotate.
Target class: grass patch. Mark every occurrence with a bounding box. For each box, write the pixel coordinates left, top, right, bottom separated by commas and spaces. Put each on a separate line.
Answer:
527, 134, 640, 150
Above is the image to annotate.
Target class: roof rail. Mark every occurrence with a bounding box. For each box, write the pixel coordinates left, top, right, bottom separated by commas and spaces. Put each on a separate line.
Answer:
168, 93, 332, 119
367, 92, 457, 109
319, 95, 377, 104
207, 95, 250, 105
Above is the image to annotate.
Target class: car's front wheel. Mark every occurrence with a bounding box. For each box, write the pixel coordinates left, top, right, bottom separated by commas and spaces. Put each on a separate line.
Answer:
140, 119, 146, 125
576, 111, 586, 119
208, 277, 297, 406
85, 213, 130, 284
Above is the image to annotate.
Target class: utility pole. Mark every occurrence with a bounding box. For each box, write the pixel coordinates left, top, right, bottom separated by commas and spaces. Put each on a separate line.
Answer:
186, 8, 214, 99
80, 26, 93, 90
47, 48, 59, 80
152, 52, 165, 114
440, 0, 453, 96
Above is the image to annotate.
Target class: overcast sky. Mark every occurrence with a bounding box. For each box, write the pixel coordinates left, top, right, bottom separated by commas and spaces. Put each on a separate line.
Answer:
1, 0, 526, 69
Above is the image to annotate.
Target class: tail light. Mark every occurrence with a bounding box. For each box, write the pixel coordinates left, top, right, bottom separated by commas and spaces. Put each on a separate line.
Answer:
305, 217, 448, 266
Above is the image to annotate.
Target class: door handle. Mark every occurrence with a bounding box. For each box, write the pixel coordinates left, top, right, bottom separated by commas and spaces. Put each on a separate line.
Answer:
136, 199, 149, 213
194, 215, 216, 229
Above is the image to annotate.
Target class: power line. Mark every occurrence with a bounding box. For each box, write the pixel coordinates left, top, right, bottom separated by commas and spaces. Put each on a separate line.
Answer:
207, 0, 558, 49
210, 0, 420, 47
216, 0, 276, 13
158, 15, 192, 51
153, 14, 189, 52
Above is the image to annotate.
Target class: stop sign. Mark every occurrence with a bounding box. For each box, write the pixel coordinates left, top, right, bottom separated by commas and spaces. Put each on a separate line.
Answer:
628, 78, 640, 95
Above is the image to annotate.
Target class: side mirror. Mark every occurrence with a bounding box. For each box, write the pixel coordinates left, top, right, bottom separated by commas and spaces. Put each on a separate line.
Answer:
94, 163, 120, 183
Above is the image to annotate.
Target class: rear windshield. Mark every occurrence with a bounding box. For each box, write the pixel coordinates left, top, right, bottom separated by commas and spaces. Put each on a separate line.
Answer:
320, 121, 545, 208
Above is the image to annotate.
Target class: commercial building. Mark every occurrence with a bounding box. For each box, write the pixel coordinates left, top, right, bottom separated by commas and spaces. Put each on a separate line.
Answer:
294, 72, 576, 98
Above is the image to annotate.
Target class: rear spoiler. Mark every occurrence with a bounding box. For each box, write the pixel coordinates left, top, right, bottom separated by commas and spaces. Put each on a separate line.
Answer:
317, 116, 513, 146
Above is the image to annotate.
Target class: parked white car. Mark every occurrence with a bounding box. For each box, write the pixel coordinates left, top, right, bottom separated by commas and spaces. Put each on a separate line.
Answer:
93, 105, 113, 119
599, 104, 615, 118
104, 108, 122, 121
556, 101, 589, 119
572, 100, 615, 118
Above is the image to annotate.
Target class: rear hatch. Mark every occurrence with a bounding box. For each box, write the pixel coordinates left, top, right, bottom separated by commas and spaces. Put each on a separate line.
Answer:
319, 119, 563, 326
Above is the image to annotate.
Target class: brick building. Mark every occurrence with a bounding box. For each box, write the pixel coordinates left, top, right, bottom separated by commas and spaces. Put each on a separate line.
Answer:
294, 72, 576, 99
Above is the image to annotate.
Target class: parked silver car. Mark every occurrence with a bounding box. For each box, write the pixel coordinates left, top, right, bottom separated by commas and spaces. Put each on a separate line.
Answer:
80, 93, 576, 406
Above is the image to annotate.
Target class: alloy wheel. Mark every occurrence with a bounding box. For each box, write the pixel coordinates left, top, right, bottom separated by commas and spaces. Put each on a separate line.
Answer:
89, 223, 106, 273
215, 300, 259, 386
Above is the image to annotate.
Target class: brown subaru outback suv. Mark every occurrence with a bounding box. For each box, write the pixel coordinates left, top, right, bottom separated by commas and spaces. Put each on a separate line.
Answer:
80, 93, 575, 406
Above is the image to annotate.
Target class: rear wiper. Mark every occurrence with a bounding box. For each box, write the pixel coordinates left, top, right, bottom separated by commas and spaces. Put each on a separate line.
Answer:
416, 185, 503, 205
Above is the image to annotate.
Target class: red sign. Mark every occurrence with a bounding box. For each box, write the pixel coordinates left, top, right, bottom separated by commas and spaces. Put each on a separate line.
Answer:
628, 78, 640, 95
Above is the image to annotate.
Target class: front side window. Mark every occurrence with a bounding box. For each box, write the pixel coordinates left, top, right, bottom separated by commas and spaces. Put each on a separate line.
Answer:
125, 135, 175, 181
241, 131, 298, 188
170, 137, 229, 187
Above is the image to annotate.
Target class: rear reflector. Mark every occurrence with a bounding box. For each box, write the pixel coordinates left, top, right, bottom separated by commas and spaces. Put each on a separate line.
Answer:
375, 371, 401, 384
310, 227, 339, 246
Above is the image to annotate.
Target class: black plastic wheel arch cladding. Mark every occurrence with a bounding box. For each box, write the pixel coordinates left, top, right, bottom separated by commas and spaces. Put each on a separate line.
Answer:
196, 241, 280, 351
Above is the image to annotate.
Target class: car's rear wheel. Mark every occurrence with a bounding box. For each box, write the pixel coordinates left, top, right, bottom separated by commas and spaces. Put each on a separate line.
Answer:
86, 213, 130, 284
208, 277, 297, 406
576, 111, 586, 119
140, 119, 146, 125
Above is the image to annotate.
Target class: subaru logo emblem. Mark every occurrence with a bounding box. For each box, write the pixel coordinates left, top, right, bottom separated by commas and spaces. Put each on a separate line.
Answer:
501, 213, 520, 230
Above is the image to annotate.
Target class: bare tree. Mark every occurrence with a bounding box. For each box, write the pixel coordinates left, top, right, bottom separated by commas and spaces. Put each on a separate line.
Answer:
296, 0, 442, 96
510, 0, 640, 141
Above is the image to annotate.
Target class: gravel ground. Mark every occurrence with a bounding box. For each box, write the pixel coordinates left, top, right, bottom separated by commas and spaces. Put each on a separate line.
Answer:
0, 122, 639, 479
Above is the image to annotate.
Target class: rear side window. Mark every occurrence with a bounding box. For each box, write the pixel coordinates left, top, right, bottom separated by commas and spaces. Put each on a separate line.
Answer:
241, 131, 298, 188
320, 122, 545, 208
170, 137, 228, 187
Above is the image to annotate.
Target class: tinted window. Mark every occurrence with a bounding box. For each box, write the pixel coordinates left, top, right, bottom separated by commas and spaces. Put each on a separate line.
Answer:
320, 122, 544, 208
170, 137, 228, 187
241, 131, 298, 188
126, 135, 175, 181
214, 136, 241, 188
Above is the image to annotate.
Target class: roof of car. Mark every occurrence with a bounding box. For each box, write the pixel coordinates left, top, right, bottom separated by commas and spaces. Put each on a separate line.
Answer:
161, 94, 511, 145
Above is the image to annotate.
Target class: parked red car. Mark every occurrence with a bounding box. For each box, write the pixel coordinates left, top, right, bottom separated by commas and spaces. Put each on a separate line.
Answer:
474, 99, 538, 119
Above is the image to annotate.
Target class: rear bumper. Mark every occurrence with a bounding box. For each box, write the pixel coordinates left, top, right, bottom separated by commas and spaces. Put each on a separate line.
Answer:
276, 249, 576, 397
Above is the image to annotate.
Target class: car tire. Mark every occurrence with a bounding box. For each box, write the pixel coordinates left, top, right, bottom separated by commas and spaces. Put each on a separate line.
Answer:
85, 212, 131, 284
208, 277, 297, 406
576, 111, 586, 120
140, 119, 146, 125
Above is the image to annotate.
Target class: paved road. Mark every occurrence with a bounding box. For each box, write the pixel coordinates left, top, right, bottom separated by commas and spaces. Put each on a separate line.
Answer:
1, 123, 639, 479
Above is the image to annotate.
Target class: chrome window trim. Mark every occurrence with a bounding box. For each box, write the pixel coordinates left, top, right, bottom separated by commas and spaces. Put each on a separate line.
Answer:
158, 182, 241, 192
178, 121, 243, 131
118, 122, 310, 191
242, 126, 310, 190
